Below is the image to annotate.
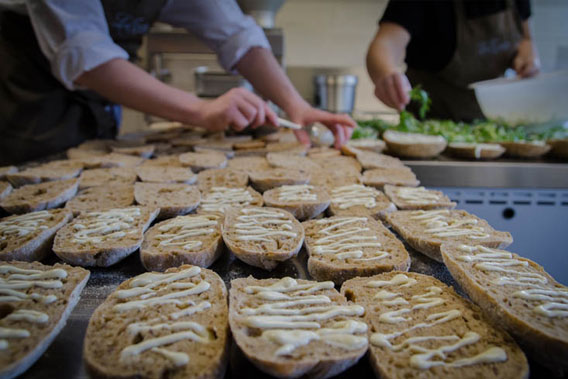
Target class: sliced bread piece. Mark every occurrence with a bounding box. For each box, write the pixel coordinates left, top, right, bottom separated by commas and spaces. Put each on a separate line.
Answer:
179, 151, 227, 172
53, 206, 159, 267
65, 184, 135, 215
134, 182, 201, 219
266, 152, 321, 172
311, 155, 362, 173
0, 166, 18, 180
354, 151, 406, 170
0, 179, 79, 214
263, 184, 330, 221
328, 184, 396, 220
383, 185, 456, 210
141, 214, 222, 271
197, 168, 248, 192
81, 153, 145, 168
229, 276, 368, 378
309, 170, 361, 189
6, 160, 83, 187
249, 168, 310, 193
0, 209, 72, 261
342, 139, 386, 155
84, 265, 229, 379
79, 167, 137, 189
66, 147, 107, 160
548, 138, 568, 159
0, 182, 12, 201
135, 165, 196, 184
362, 167, 420, 189
441, 243, 568, 374
197, 186, 263, 215
111, 144, 155, 158
139, 154, 184, 168
222, 207, 304, 270
304, 216, 410, 284
383, 130, 447, 159
234, 140, 266, 150
341, 272, 529, 379
307, 147, 341, 158
386, 209, 513, 262
0, 261, 90, 379
501, 141, 551, 158
227, 156, 271, 173
447, 143, 505, 160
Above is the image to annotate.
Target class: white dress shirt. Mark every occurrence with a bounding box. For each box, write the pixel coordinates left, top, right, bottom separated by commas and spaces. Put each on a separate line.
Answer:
0, 0, 270, 90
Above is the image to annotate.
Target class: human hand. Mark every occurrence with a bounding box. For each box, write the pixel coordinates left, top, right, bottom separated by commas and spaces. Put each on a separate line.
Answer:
513, 39, 540, 78
373, 71, 411, 111
288, 105, 356, 149
196, 88, 279, 131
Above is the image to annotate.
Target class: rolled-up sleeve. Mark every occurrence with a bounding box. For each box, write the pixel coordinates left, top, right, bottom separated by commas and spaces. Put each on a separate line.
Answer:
25, 0, 129, 90
158, 0, 271, 72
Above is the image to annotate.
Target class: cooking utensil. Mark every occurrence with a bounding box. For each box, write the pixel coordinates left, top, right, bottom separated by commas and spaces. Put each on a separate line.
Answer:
276, 118, 334, 147
470, 70, 568, 126
277, 117, 302, 130
314, 74, 358, 114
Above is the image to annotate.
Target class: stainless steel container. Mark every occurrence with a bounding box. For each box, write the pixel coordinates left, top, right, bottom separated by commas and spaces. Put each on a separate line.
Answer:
194, 66, 253, 98
237, 0, 286, 28
314, 74, 358, 114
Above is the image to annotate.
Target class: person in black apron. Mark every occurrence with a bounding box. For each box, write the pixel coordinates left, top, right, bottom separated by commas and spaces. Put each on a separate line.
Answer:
0, 0, 356, 165
366, 0, 540, 121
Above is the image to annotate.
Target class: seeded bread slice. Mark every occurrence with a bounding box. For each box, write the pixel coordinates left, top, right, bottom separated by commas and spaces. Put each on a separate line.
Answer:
383, 185, 457, 210
0, 182, 12, 201
229, 277, 368, 379
382, 130, 447, 159
0, 179, 79, 214
79, 167, 137, 189
135, 166, 196, 184
328, 184, 396, 220
81, 153, 145, 168
311, 155, 362, 173
66, 148, 107, 160
197, 186, 263, 215
340, 272, 529, 379
304, 216, 410, 285
65, 184, 135, 216
222, 207, 304, 270
141, 214, 222, 271
354, 151, 406, 170
140, 154, 184, 168
501, 141, 551, 158
0, 209, 72, 261
362, 167, 420, 189
197, 168, 248, 192
227, 156, 271, 173
111, 144, 155, 158
263, 184, 331, 221
179, 151, 227, 172
447, 143, 505, 160
234, 140, 266, 150
249, 168, 310, 193
84, 265, 229, 379
441, 243, 568, 375
6, 160, 83, 187
53, 206, 159, 267
0, 166, 18, 180
309, 170, 361, 189
266, 152, 321, 172
386, 209, 513, 262
134, 182, 201, 219
0, 261, 90, 379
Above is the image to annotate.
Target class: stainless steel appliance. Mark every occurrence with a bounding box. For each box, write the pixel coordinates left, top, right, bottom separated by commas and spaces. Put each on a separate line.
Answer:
314, 74, 358, 114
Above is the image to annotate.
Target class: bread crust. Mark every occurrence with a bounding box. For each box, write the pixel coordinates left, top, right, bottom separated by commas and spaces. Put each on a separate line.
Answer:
382, 130, 447, 159
383, 185, 457, 210
134, 182, 200, 219
249, 168, 310, 193
0, 178, 79, 214
446, 143, 505, 160
263, 185, 331, 221
500, 141, 551, 158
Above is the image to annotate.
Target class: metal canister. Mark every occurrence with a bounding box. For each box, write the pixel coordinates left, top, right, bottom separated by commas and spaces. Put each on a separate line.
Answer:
314, 74, 358, 114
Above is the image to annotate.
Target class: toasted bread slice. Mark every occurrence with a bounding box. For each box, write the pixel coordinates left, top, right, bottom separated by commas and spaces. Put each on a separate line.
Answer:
53, 206, 159, 267
354, 151, 406, 170
441, 243, 568, 374
304, 216, 410, 284
197, 168, 248, 192
135, 165, 196, 184
548, 138, 568, 159
383, 185, 456, 210
249, 168, 310, 193
263, 184, 330, 221
230, 277, 368, 378
266, 152, 321, 172
328, 184, 395, 220
0, 261, 89, 379
198, 186, 263, 215
81, 153, 145, 168
0, 209, 72, 261
386, 210, 513, 262
141, 214, 223, 271
311, 155, 362, 173
65, 184, 135, 215
227, 156, 271, 173
222, 207, 304, 270
501, 141, 551, 158
6, 160, 83, 187
307, 147, 341, 159
310, 170, 361, 189
179, 151, 227, 172
0, 179, 79, 214
139, 154, 184, 168
362, 167, 420, 189
84, 265, 229, 379
342, 139, 386, 155
79, 167, 137, 189
383, 130, 447, 159
341, 272, 529, 379
447, 143, 505, 160
66, 147, 107, 160
0, 182, 12, 201
0, 166, 18, 180
111, 144, 155, 158
234, 140, 266, 150
134, 182, 200, 219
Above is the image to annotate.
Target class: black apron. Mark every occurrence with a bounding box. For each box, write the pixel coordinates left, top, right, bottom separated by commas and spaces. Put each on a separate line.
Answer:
0, 0, 166, 165
406, 0, 523, 122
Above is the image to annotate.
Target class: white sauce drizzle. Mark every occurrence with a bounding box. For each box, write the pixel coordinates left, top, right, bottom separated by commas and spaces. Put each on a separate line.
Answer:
331, 184, 379, 209
409, 210, 490, 239
311, 217, 389, 261
0, 211, 51, 240
5, 309, 49, 323
242, 277, 367, 355
155, 215, 217, 250
277, 184, 317, 202
393, 187, 442, 205
233, 208, 297, 242
71, 208, 142, 244
200, 187, 253, 213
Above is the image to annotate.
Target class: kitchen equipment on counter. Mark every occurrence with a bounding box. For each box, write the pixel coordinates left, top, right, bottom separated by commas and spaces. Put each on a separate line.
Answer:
237, 0, 286, 28
194, 67, 253, 98
470, 70, 568, 126
276, 119, 334, 146
314, 74, 358, 114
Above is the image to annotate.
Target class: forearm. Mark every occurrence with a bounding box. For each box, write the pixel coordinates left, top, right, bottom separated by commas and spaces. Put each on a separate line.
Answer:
235, 47, 310, 117
521, 20, 532, 40
75, 58, 204, 124
366, 23, 409, 82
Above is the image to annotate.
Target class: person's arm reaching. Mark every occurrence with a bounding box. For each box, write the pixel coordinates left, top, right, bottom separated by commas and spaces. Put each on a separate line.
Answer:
513, 20, 540, 78
366, 22, 412, 111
